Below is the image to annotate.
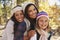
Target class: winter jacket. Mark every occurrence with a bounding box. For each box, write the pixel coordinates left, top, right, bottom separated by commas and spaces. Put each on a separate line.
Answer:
2, 18, 30, 40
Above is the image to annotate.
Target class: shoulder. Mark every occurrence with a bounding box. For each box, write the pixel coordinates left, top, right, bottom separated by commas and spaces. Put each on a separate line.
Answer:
7, 20, 14, 24
5, 20, 14, 28
24, 18, 30, 24
24, 18, 30, 29
7, 20, 14, 25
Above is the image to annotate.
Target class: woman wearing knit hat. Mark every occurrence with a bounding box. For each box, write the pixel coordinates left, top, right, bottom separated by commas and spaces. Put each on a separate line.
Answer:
23, 2, 39, 30
29, 11, 53, 40
2, 5, 26, 40
22, 2, 39, 40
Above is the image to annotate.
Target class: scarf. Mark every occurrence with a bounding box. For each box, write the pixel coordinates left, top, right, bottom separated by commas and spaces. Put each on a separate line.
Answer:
36, 28, 50, 40
14, 21, 26, 40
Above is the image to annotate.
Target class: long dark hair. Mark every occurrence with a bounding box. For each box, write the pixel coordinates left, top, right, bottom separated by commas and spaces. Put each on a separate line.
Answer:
24, 4, 39, 30
11, 13, 19, 33
24, 4, 39, 20
11, 5, 23, 33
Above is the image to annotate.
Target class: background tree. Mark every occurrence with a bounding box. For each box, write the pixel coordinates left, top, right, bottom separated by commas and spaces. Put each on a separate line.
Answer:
35, 0, 39, 9
0, 0, 12, 25
17, 0, 27, 5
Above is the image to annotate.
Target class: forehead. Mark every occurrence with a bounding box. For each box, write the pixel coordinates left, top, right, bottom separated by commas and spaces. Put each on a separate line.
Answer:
39, 16, 48, 20
15, 10, 22, 13
28, 5, 35, 10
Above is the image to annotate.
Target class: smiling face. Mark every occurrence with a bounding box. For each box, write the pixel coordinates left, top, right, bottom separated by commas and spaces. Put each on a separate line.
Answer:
38, 16, 49, 30
27, 5, 37, 19
14, 10, 24, 22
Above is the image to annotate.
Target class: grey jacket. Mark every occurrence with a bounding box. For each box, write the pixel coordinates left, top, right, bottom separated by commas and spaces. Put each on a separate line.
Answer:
2, 18, 30, 40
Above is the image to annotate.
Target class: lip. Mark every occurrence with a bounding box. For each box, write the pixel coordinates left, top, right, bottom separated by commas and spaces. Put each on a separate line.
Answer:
19, 18, 23, 21
19, 19, 22, 20
42, 25, 47, 27
18, 19, 23, 22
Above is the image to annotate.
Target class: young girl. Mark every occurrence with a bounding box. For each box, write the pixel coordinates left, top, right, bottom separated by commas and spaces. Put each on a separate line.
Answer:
2, 5, 26, 40
29, 11, 52, 40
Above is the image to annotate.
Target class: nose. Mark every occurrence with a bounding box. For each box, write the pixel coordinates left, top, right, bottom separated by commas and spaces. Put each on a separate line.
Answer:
18, 15, 22, 18
32, 10, 35, 14
42, 21, 46, 25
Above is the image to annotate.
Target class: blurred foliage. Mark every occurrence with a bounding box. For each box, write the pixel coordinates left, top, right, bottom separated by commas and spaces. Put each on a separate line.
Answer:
0, 0, 12, 25
17, 0, 27, 5
0, 4, 3, 16
0, 0, 60, 30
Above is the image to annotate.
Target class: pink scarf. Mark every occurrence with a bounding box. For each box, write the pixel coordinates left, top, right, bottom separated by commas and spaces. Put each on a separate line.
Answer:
36, 28, 50, 40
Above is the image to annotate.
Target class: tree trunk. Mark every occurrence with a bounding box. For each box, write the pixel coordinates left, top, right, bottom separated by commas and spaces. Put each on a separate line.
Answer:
17, 0, 22, 5
35, 0, 39, 9
17, 0, 27, 5
0, 16, 1, 25
3, 0, 7, 22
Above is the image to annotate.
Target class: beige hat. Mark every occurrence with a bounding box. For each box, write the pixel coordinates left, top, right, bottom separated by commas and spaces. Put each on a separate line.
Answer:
11, 6, 22, 17
22, 2, 35, 12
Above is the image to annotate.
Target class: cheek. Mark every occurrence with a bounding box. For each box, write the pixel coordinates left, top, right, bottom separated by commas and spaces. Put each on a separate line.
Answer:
29, 13, 32, 16
19, 15, 24, 20
28, 13, 33, 17
35, 10, 37, 13
21, 14, 24, 18
15, 16, 18, 19
38, 21, 43, 25
38, 21, 42, 27
21, 15, 24, 20
45, 22, 49, 26
15, 14, 19, 20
